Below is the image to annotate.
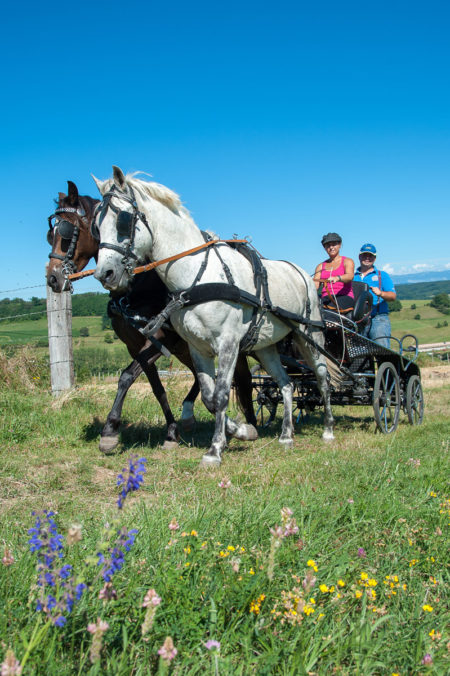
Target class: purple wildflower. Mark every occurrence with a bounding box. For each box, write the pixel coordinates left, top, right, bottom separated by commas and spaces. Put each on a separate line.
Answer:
357, 547, 367, 558
117, 455, 147, 509
421, 654, 433, 665
97, 527, 138, 582
205, 640, 221, 651
28, 510, 86, 626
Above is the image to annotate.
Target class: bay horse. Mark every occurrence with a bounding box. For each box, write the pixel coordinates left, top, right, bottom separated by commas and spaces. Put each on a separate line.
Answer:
93, 167, 334, 465
47, 181, 256, 453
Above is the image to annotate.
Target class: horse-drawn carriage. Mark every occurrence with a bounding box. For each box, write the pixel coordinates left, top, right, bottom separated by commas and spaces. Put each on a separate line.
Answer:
251, 281, 424, 434
47, 169, 424, 464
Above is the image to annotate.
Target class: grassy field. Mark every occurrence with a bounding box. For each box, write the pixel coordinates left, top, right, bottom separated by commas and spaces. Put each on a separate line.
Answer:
391, 300, 450, 345
0, 352, 449, 674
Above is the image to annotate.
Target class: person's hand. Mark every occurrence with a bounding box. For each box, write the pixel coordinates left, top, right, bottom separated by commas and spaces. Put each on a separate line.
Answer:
371, 286, 382, 297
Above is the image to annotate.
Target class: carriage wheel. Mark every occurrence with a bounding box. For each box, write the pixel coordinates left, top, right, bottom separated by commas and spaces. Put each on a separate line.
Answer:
406, 375, 424, 425
373, 362, 400, 434
253, 384, 279, 427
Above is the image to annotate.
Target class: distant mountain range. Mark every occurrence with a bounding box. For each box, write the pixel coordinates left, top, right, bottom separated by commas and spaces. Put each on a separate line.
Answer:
390, 269, 450, 284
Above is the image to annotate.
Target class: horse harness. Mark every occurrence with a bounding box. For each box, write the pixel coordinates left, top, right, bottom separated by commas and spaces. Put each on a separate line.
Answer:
47, 206, 86, 289
88, 185, 326, 354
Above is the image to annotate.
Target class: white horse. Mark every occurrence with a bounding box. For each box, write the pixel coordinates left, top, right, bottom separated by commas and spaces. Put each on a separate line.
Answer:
93, 166, 334, 464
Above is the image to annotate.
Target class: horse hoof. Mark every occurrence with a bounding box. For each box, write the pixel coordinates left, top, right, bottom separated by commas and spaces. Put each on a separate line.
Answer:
233, 423, 258, 441
180, 416, 195, 433
279, 437, 293, 448
200, 454, 221, 467
162, 440, 179, 450
99, 436, 119, 454
322, 431, 335, 442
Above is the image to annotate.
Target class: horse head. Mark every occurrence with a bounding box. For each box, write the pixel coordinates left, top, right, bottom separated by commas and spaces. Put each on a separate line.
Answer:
46, 181, 100, 292
93, 166, 154, 292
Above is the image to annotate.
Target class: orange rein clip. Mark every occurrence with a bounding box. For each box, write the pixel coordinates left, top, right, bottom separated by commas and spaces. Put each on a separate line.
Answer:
67, 238, 249, 282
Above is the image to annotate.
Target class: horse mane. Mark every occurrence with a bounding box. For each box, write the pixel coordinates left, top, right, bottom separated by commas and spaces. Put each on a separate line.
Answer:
102, 173, 194, 221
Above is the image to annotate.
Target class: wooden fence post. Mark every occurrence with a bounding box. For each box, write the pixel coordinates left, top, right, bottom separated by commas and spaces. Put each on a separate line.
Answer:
47, 284, 74, 394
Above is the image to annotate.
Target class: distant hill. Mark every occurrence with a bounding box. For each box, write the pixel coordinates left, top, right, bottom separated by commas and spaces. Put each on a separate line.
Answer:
391, 269, 450, 284
395, 280, 450, 300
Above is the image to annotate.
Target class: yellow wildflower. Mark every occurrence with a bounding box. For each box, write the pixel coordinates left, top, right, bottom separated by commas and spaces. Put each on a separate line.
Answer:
368, 579, 377, 587
306, 559, 318, 572
249, 568, 255, 575
183, 546, 191, 554
355, 590, 363, 599
319, 584, 329, 593
422, 604, 433, 612
227, 545, 235, 551
430, 491, 437, 497
190, 530, 198, 537
337, 579, 345, 587
360, 572, 368, 580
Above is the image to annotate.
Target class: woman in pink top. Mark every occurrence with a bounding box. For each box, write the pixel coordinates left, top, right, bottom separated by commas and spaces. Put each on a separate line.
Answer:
313, 232, 355, 311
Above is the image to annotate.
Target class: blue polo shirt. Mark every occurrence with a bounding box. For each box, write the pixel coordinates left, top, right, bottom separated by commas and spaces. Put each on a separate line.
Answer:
354, 265, 396, 316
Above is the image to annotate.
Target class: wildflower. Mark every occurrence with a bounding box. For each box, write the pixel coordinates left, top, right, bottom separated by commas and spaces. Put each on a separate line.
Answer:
281, 507, 299, 537
218, 478, 231, 490
347, 498, 354, 504
355, 590, 363, 599
407, 457, 420, 467
360, 572, 368, 580
141, 589, 162, 637
319, 584, 329, 593
1, 649, 22, 675
435, 527, 442, 536
422, 604, 433, 612
28, 510, 86, 625
98, 582, 117, 602
96, 526, 138, 582
302, 569, 316, 592
87, 618, 109, 663
116, 455, 147, 509
168, 518, 179, 531
337, 579, 345, 587
357, 547, 366, 558
421, 653, 433, 665
429, 491, 437, 497
367, 579, 377, 587
66, 524, 82, 545
158, 636, 178, 663
306, 559, 318, 572
204, 640, 220, 651
190, 530, 198, 537
2, 547, 14, 566
249, 567, 255, 575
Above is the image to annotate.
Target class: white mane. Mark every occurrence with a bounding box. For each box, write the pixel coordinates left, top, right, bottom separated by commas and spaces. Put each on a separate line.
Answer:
101, 173, 194, 220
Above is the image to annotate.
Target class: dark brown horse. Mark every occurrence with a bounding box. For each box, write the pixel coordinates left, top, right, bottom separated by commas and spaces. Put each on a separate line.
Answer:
47, 181, 256, 453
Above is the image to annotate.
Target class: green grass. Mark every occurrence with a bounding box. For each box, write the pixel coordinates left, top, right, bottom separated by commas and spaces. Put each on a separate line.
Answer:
391, 300, 450, 344
0, 362, 449, 674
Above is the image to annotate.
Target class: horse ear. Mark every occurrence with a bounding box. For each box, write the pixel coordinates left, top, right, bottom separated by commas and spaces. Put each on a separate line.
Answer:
112, 165, 126, 188
92, 174, 106, 195
67, 181, 79, 206
58, 192, 66, 203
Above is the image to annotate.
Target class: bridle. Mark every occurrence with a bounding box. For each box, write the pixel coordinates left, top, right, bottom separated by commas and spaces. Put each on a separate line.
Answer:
92, 184, 152, 277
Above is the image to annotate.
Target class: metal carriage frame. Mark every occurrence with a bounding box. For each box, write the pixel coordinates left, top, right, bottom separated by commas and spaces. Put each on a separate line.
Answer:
249, 308, 424, 434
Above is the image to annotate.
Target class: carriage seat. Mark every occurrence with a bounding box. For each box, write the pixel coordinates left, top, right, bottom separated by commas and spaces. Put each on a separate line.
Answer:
351, 281, 372, 323
321, 281, 372, 333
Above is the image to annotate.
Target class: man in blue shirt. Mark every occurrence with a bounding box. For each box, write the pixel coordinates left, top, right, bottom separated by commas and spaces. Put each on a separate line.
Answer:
353, 243, 397, 348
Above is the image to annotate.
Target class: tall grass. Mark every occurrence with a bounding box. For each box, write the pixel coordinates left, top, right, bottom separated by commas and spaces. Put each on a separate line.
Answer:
0, 354, 449, 674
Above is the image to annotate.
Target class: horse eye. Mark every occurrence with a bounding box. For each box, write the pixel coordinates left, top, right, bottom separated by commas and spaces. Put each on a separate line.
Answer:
117, 211, 133, 238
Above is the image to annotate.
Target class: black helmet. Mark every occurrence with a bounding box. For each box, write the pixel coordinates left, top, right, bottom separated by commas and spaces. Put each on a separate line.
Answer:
321, 232, 342, 246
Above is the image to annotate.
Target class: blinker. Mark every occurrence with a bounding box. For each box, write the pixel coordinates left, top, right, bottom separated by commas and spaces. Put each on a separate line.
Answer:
57, 219, 76, 240
117, 210, 134, 238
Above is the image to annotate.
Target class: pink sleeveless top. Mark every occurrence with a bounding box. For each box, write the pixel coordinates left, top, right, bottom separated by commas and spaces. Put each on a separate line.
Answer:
320, 257, 354, 299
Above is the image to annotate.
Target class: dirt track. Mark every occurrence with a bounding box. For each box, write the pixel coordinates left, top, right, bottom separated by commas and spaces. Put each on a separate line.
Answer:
421, 364, 450, 387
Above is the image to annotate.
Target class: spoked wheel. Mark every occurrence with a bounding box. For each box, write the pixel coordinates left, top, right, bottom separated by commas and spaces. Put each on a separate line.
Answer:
373, 362, 400, 434
254, 384, 280, 427
406, 375, 424, 425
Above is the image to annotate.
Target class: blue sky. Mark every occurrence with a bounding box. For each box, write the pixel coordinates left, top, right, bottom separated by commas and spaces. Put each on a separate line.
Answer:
1, 0, 449, 301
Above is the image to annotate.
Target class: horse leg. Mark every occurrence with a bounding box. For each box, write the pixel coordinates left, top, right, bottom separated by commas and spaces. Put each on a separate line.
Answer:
254, 345, 294, 447
293, 332, 334, 441
136, 354, 180, 450
99, 359, 143, 454
180, 377, 200, 433
233, 353, 258, 427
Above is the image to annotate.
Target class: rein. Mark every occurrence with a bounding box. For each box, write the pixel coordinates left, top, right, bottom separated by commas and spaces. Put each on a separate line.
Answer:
67, 238, 249, 281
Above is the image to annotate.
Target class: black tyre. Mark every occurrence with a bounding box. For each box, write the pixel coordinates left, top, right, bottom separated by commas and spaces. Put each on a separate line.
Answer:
373, 362, 400, 434
406, 375, 424, 425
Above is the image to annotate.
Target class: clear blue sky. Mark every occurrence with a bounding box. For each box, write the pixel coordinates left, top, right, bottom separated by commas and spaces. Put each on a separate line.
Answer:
1, 0, 449, 301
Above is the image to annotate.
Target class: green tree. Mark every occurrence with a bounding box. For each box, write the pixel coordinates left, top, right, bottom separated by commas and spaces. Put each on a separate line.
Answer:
79, 327, 89, 337
387, 299, 402, 312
